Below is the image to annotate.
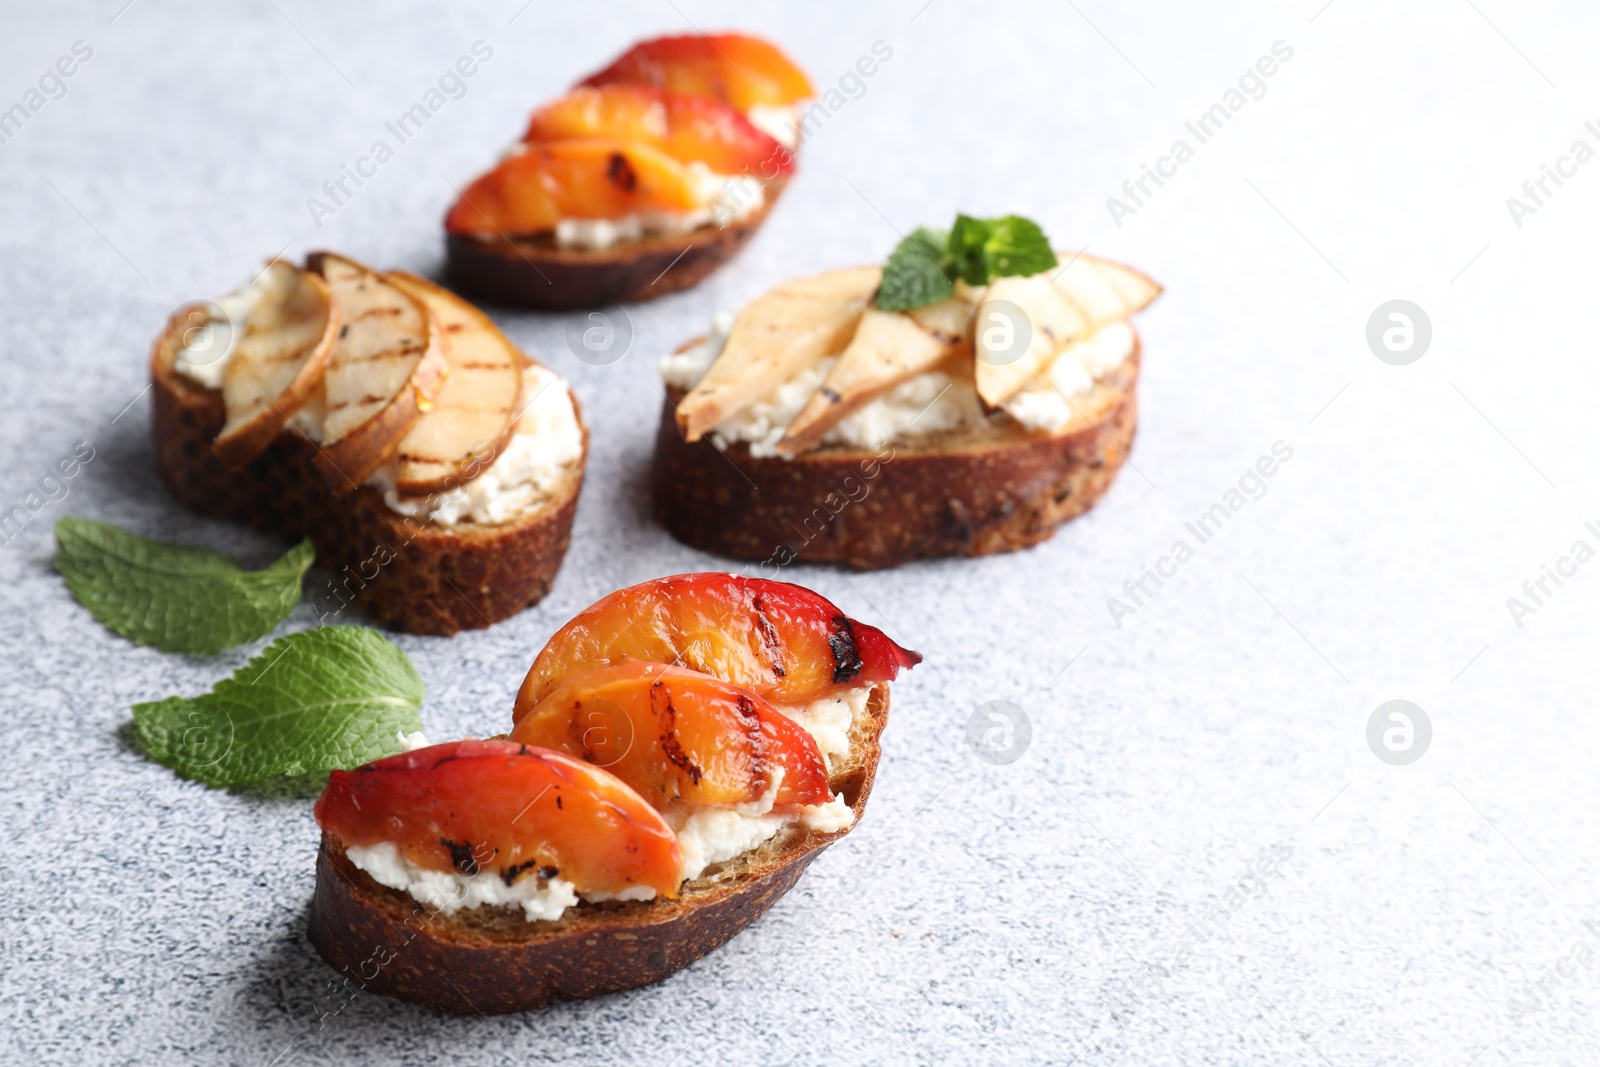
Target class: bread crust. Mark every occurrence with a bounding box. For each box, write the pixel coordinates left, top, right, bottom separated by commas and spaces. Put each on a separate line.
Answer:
444, 178, 788, 310
149, 320, 585, 636
306, 682, 889, 1014
651, 334, 1140, 570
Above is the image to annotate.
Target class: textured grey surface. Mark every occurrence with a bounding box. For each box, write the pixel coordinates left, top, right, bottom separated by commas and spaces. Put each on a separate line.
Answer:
3, 1, 1599, 1064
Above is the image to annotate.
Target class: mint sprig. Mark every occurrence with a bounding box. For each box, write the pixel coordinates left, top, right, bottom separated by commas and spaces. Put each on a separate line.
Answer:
55, 518, 313, 655
876, 213, 1059, 311
132, 627, 424, 792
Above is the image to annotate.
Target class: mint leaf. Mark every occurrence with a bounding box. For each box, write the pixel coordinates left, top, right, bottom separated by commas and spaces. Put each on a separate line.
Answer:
982, 215, 1058, 278
876, 227, 954, 311
55, 518, 313, 655
948, 214, 994, 285
877, 214, 1058, 310
132, 627, 424, 792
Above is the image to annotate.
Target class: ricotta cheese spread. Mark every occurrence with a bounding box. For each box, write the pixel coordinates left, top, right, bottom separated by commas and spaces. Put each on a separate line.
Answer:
780, 687, 869, 771
659, 310, 735, 390
661, 307, 1136, 457
554, 164, 766, 251
667, 769, 856, 881
345, 840, 583, 922
373, 365, 584, 527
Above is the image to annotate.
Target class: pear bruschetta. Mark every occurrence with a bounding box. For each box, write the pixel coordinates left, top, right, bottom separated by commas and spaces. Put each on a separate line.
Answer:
150, 254, 587, 635
307, 574, 920, 1013
650, 216, 1161, 568
445, 33, 810, 309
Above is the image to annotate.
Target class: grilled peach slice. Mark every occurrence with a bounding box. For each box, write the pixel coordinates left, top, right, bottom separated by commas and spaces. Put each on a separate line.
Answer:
580, 34, 813, 112
445, 141, 703, 237
516, 573, 921, 711
511, 661, 832, 811
314, 740, 682, 898
524, 86, 793, 178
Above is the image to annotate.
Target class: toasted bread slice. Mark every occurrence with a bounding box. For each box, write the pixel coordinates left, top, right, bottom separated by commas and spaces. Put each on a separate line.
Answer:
149, 309, 586, 636
652, 331, 1140, 569
306, 682, 889, 1014
444, 177, 788, 310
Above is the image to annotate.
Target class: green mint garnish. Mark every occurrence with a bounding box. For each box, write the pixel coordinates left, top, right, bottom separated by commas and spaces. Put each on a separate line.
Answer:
876, 213, 1059, 311
974, 214, 1058, 279
876, 226, 954, 311
947, 214, 995, 285
132, 627, 424, 792
55, 518, 313, 655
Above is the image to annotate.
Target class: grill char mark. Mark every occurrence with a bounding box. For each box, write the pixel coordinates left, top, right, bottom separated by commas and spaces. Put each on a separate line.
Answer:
827, 614, 863, 684
442, 838, 481, 875
733, 693, 771, 796
651, 681, 703, 786
606, 152, 638, 192
750, 594, 786, 678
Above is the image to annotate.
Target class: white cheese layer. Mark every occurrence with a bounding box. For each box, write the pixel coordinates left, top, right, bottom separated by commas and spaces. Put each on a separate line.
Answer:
659, 310, 735, 390
345, 840, 582, 923
664, 309, 1136, 457
554, 164, 765, 250
667, 769, 856, 881
781, 687, 870, 772
373, 365, 584, 527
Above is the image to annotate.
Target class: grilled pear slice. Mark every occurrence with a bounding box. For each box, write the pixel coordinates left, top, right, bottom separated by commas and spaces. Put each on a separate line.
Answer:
974, 273, 1089, 407
306, 252, 449, 491
384, 272, 523, 496
975, 253, 1162, 406
674, 266, 879, 440
212, 262, 339, 467
775, 299, 972, 455
1052, 252, 1162, 321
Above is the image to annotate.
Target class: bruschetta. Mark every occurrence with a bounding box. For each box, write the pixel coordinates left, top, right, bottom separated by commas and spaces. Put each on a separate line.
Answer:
150, 254, 587, 635
307, 574, 920, 1012
650, 223, 1161, 568
445, 34, 811, 309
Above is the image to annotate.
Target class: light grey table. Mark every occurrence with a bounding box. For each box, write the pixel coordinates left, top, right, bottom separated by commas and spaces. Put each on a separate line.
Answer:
4, 2, 1597, 1063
